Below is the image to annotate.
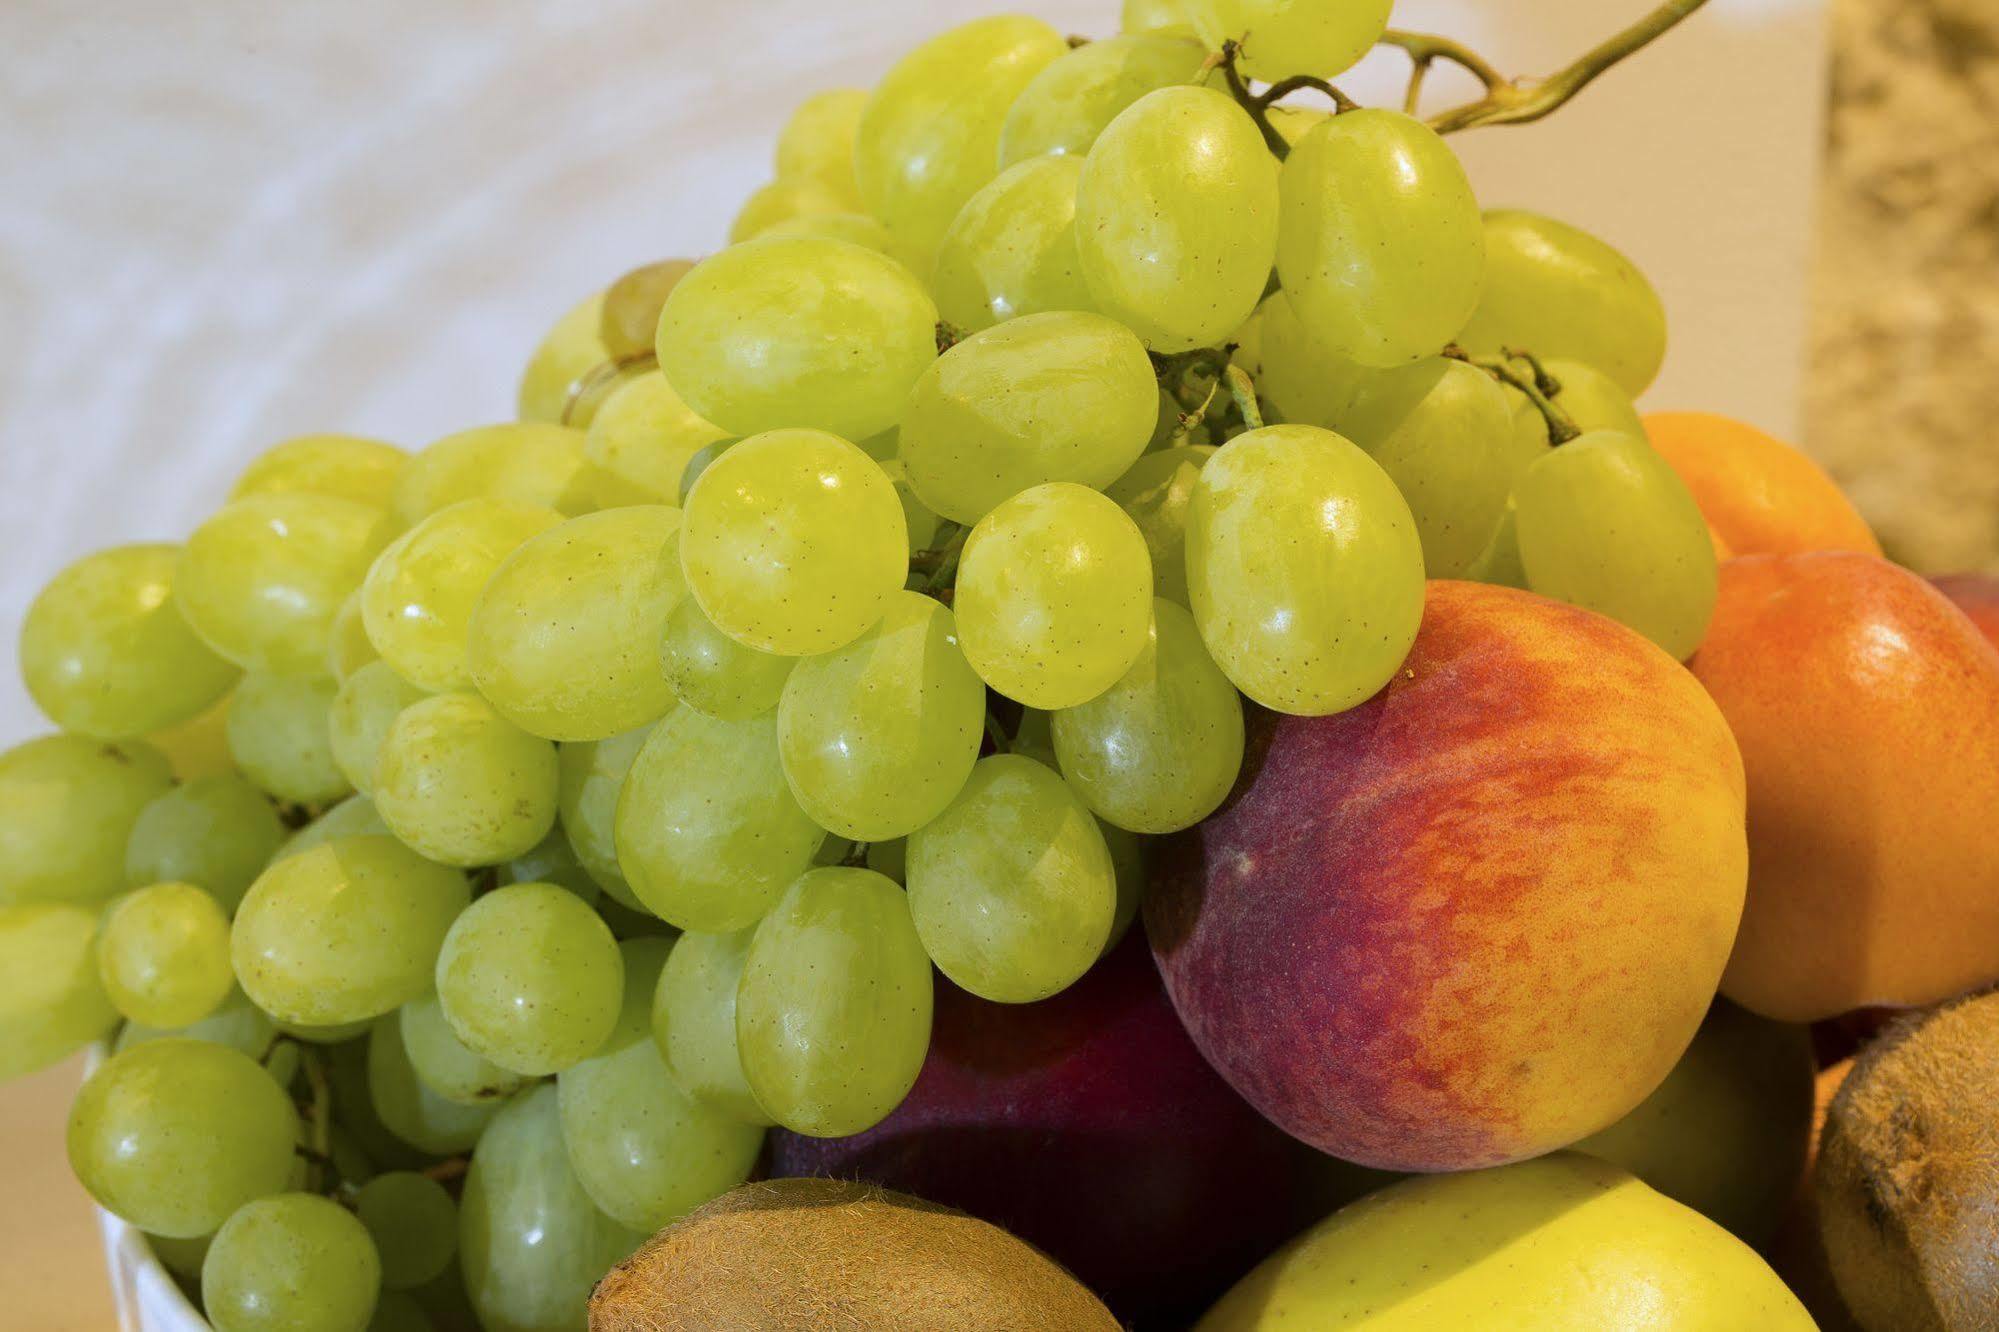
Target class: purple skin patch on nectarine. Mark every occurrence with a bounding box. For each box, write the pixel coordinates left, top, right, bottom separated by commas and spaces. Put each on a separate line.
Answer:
1147, 581, 1746, 1173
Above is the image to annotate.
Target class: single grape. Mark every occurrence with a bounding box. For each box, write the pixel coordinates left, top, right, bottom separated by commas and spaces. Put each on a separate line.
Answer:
879, 458, 944, 552
466, 506, 683, 742
202, 1192, 381, 1332
751, 211, 905, 264
1529, 356, 1649, 442
176, 493, 394, 677
326, 590, 379, 680
399, 991, 530, 1106
224, 671, 350, 806
775, 88, 868, 206
1278, 108, 1484, 369
899, 311, 1156, 524
1335, 357, 1526, 578
999, 33, 1206, 167
1465, 495, 1531, 590
328, 661, 430, 796
579, 370, 728, 510
656, 237, 937, 442
659, 578, 794, 720
777, 591, 984, 841
147, 694, 235, 783
1187, 424, 1425, 715
1234, 291, 1372, 429
517, 290, 624, 429
599, 259, 696, 359
67, 1038, 297, 1238
115, 985, 290, 1079
1122, 0, 1197, 36
97, 881, 233, 1029
864, 837, 908, 883
146, 1231, 213, 1281
1457, 209, 1668, 397
20, 543, 239, 738
905, 753, 1116, 1003
232, 835, 469, 1026
730, 177, 851, 244
0, 903, 118, 1079
230, 434, 408, 510
373, 691, 559, 867
680, 428, 907, 655
0, 733, 174, 907
271, 794, 392, 863
501, 828, 601, 905
459, 1084, 642, 1332
614, 708, 825, 932
558, 937, 763, 1231
355, 1172, 458, 1291
555, 727, 651, 903
362, 497, 564, 692
1185, 0, 1393, 80
435, 881, 624, 1076
855, 16, 1068, 256
367, 1013, 500, 1155
1103, 444, 1214, 606
931, 155, 1095, 334
652, 929, 771, 1125
121, 774, 278, 911
1009, 706, 1058, 766
277, 1015, 374, 1044
953, 483, 1154, 709
1512, 430, 1719, 660
391, 423, 590, 529
1075, 86, 1278, 352
1099, 818, 1149, 951
1051, 599, 1243, 834
675, 437, 735, 506
736, 867, 933, 1137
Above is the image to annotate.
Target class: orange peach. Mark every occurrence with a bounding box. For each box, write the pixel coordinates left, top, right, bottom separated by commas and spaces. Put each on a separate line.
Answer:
1646, 412, 1881, 558
1690, 552, 1999, 1021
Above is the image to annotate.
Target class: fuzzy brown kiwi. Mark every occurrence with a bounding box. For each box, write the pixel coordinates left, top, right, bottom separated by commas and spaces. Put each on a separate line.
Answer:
1817, 988, 1999, 1332
588, 1177, 1122, 1332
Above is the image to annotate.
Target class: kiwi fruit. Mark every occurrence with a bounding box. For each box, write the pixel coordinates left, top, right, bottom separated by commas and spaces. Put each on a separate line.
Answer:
1817, 989, 1999, 1331
589, 1178, 1121, 1331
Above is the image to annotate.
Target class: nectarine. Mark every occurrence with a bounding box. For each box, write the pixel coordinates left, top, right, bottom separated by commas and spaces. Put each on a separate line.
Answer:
1647, 411, 1880, 558
1931, 571, 1999, 648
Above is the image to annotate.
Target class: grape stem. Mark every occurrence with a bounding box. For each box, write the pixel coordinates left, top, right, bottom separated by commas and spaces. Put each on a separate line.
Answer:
1211, 41, 1356, 158
1387, 0, 1711, 134
1502, 346, 1565, 398
1449, 347, 1582, 444
421, 1156, 470, 1185
912, 523, 969, 599
1224, 364, 1266, 432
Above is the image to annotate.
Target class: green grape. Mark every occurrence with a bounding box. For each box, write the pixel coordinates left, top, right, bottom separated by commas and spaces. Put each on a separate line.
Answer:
953, 483, 1153, 709
355, 1172, 458, 1291
67, 1038, 297, 1238
855, 16, 1068, 257
1266, 103, 1329, 146
1075, 86, 1278, 352
1009, 706, 1058, 766
272, 794, 391, 863
367, 1014, 499, 1154
20, 543, 239, 738
329, 661, 430, 795
1530, 356, 1648, 442
373, 692, 559, 867
517, 290, 625, 429
322, 1038, 430, 1175
230, 434, 409, 510
998, 33, 1205, 166
0, 903, 118, 1079
580, 370, 727, 509
1466, 495, 1530, 590
0, 733, 173, 907
327, 591, 379, 680
124, 774, 283, 910
599, 260, 696, 361
1185, 0, 1393, 80
1123, 0, 1195, 33
1335, 357, 1525, 578
1236, 291, 1372, 429
116, 985, 293, 1082
1099, 819, 1148, 951
1512, 431, 1719, 660
899, 311, 1157, 524
460, 1084, 641, 1332
400, 991, 530, 1105
148, 694, 235, 783
1104, 445, 1213, 606
751, 211, 905, 264
675, 437, 735, 507
558, 937, 763, 1231
435, 882, 624, 1076
932, 155, 1095, 334
391, 424, 590, 529
501, 829, 601, 906
680, 428, 906, 655
1277, 109, 1484, 368
864, 837, 907, 883
1050, 599, 1243, 834
1187, 424, 1425, 715
879, 459, 944, 552
233, 835, 469, 1026
737, 868, 932, 1137
226, 671, 351, 806
660, 584, 794, 721
777, 592, 984, 841
905, 753, 1115, 1003
147, 1230, 213, 1281
367, 1290, 433, 1332
277, 1016, 374, 1044
555, 728, 651, 901
1457, 210, 1668, 397
202, 1192, 381, 1332
97, 882, 233, 1028
614, 708, 824, 932
362, 497, 564, 691
466, 506, 683, 742
656, 237, 938, 441
776, 88, 869, 205
652, 929, 771, 1125
177, 493, 394, 676
729, 177, 852, 244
